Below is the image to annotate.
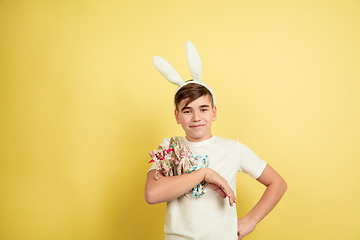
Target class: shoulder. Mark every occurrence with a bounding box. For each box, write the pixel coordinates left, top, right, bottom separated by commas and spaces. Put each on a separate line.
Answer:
159, 138, 171, 147
213, 136, 254, 148
213, 136, 257, 154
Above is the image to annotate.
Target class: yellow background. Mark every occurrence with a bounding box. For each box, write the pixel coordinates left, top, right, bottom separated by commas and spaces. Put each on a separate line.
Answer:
1, 0, 359, 239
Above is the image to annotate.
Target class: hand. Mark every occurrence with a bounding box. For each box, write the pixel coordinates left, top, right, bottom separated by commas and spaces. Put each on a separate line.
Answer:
157, 171, 165, 179
207, 183, 227, 198
203, 168, 236, 206
237, 216, 257, 240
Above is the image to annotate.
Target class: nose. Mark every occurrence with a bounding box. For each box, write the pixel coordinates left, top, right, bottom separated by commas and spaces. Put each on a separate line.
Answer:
192, 111, 200, 121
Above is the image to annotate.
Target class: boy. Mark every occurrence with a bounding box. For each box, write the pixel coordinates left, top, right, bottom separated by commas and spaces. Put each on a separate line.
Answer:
145, 42, 287, 240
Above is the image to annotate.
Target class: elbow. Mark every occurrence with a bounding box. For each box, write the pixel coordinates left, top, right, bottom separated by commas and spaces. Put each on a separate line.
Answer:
270, 177, 287, 196
145, 189, 159, 205
145, 194, 155, 205
280, 179, 287, 195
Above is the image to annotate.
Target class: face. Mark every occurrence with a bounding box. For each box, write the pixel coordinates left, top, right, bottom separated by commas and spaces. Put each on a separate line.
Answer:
174, 95, 217, 142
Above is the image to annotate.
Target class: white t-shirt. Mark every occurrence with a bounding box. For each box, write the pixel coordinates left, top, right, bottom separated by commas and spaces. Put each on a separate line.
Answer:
149, 136, 267, 240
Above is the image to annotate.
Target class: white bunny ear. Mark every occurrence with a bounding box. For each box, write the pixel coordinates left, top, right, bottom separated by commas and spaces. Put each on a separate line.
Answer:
185, 41, 202, 82
152, 56, 185, 87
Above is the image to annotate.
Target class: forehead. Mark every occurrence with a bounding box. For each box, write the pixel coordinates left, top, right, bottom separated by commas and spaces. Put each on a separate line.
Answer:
178, 95, 213, 110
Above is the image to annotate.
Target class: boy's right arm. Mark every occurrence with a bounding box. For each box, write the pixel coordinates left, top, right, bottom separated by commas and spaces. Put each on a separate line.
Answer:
145, 168, 236, 206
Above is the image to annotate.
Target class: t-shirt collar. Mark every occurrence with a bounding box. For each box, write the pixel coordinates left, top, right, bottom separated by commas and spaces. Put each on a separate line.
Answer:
183, 135, 217, 147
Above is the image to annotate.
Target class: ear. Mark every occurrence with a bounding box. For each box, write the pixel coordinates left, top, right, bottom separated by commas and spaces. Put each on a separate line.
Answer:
185, 41, 202, 82
174, 109, 181, 124
212, 106, 217, 122
153, 56, 185, 87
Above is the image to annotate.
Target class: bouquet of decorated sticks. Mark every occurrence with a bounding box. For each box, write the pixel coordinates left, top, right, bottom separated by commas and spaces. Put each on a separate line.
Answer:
149, 136, 209, 198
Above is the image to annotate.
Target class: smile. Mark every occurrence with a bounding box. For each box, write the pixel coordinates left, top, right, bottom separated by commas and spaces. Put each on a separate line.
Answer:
190, 125, 204, 128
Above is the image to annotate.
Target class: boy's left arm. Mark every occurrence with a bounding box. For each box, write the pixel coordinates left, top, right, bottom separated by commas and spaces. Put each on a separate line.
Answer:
237, 164, 287, 240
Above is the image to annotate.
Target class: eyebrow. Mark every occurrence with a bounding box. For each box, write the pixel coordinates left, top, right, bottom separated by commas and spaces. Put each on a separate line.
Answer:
181, 105, 210, 111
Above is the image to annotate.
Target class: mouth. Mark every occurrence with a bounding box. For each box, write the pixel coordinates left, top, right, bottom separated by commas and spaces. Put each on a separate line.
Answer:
190, 125, 204, 128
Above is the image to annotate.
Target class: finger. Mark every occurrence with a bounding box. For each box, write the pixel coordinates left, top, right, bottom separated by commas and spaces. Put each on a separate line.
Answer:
229, 198, 233, 206
221, 185, 232, 198
224, 188, 235, 206
208, 183, 225, 197
229, 192, 236, 206
230, 190, 236, 204
222, 185, 234, 201
217, 189, 227, 198
212, 181, 230, 198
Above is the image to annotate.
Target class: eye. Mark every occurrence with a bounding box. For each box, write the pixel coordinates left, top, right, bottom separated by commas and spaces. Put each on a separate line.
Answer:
183, 110, 191, 114
201, 108, 208, 112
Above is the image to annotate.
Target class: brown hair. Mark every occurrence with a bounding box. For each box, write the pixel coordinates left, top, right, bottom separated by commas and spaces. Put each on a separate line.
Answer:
174, 82, 213, 111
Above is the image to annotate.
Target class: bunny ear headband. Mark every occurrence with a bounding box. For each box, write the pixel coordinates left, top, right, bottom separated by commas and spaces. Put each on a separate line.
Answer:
152, 41, 216, 107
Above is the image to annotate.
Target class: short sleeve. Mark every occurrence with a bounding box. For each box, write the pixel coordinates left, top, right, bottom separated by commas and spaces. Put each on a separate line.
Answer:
237, 141, 267, 179
147, 138, 171, 173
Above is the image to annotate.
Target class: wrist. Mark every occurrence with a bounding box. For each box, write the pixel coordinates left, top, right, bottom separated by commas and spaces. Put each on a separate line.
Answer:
200, 167, 212, 180
198, 168, 207, 179
242, 214, 261, 225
